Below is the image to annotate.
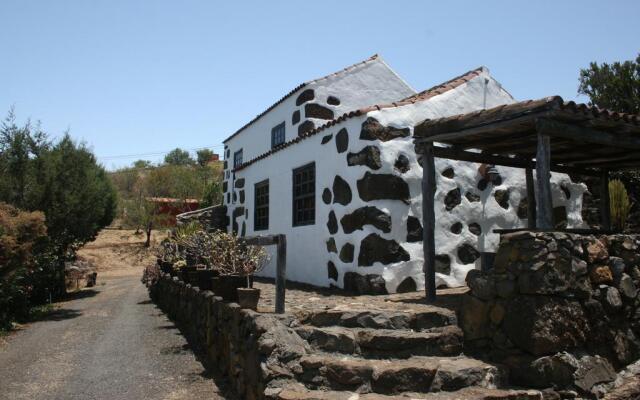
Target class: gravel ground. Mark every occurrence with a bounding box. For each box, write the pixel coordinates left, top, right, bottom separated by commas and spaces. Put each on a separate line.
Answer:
0, 271, 230, 400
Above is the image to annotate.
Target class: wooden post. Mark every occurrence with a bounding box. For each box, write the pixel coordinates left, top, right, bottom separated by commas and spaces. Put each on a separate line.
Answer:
600, 169, 611, 230
422, 143, 437, 302
275, 234, 287, 314
535, 132, 553, 229
525, 167, 537, 229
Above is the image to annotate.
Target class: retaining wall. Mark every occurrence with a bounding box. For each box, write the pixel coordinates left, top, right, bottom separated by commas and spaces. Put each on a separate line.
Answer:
149, 273, 308, 400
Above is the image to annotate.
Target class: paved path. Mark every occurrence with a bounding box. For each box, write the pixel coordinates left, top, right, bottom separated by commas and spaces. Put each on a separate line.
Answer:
0, 271, 229, 400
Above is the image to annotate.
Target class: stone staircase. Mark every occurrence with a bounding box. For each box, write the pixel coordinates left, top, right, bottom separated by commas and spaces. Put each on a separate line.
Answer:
268, 306, 542, 399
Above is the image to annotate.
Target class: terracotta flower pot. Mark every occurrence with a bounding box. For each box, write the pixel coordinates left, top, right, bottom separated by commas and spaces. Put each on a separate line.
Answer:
237, 288, 261, 310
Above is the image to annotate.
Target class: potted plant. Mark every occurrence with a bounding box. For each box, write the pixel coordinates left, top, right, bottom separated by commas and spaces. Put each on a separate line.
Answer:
208, 232, 269, 307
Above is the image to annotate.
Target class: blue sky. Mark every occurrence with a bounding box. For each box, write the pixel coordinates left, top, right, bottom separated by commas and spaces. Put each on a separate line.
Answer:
1, 1, 638, 170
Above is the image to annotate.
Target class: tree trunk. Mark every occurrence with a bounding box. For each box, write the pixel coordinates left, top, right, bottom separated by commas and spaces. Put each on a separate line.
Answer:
145, 222, 152, 247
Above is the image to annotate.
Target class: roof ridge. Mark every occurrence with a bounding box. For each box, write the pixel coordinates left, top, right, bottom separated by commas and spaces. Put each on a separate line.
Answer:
356, 66, 485, 114
234, 68, 493, 173
222, 54, 381, 144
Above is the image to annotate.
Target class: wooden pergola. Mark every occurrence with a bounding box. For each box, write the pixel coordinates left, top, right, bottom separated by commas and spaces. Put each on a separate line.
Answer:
414, 96, 640, 302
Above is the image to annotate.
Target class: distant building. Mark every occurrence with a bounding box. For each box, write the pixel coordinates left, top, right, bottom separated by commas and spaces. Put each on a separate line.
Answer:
147, 197, 200, 226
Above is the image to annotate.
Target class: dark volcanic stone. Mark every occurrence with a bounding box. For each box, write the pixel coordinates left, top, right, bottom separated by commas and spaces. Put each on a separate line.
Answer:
339, 243, 355, 263
477, 178, 488, 191
494, 189, 510, 209
296, 88, 315, 106
517, 198, 529, 219
436, 254, 451, 274
468, 222, 482, 236
328, 261, 338, 281
305, 103, 334, 120
347, 146, 381, 170
298, 120, 315, 136
360, 117, 410, 142
394, 154, 410, 173
234, 178, 245, 188
226, 148, 230, 158
458, 243, 480, 264
326, 237, 337, 253
292, 110, 301, 125
465, 191, 480, 202
441, 167, 455, 179
357, 172, 410, 203
327, 211, 338, 234
445, 188, 462, 211
327, 95, 340, 106
322, 188, 332, 204
340, 206, 391, 234
451, 222, 463, 234
406, 216, 423, 242
343, 272, 388, 294
241, 221, 246, 237
223, 160, 228, 169
332, 175, 352, 206
554, 206, 568, 229
396, 277, 417, 293
503, 295, 588, 356
239, 190, 245, 204
226, 192, 230, 203
232, 191, 237, 202
358, 233, 410, 267
335, 128, 349, 153
321, 134, 333, 145
223, 181, 228, 192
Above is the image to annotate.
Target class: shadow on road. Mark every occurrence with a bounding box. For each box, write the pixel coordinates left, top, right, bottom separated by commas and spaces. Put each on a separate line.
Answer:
64, 289, 99, 301
34, 308, 82, 322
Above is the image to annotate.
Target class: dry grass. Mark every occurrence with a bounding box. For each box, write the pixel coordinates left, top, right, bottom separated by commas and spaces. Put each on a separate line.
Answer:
77, 229, 169, 277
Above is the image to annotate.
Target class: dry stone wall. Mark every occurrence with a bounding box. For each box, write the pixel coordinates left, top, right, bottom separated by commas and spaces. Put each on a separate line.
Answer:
149, 274, 310, 400
460, 232, 640, 397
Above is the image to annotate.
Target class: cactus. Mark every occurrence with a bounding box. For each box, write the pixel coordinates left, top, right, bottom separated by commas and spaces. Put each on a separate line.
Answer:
609, 179, 632, 231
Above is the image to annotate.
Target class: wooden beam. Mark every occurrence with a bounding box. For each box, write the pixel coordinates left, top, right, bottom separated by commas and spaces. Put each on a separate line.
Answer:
275, 234, 287, 314
422, 142, 437, 303
535, 132, 553, 229
431, 145, 602, 177
600, 170, 611, 231
525, 167, 537, 229
536, 118, 640, 150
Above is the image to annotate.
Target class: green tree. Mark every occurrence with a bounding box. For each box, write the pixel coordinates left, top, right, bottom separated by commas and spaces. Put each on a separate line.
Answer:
133, 159, 152, 169
196, 148, 215, 167
578, 54, 640, 114
164, 148, 194, 166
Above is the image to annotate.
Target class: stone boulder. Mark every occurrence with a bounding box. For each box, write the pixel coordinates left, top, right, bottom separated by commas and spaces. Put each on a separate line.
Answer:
335, 128, 349, 153
359, 117, 409, 141
358, 233, 410, 267
332, 175, 352, 206
347, 146, 381, 170
340, 206, 391, 234
503, 295, 588, 356
357, 172, 410, 203
343, 272, 388, 294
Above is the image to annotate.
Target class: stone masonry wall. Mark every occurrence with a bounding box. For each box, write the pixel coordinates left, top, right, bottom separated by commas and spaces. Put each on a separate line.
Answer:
149, 274, 309, 400
460, 232, 640, 397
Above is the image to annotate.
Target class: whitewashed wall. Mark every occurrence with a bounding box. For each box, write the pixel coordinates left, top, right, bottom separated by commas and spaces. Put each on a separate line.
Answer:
225, 69, 587, 293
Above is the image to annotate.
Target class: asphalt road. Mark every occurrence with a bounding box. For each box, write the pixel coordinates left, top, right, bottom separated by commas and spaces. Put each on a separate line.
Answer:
0, 272, 229, 400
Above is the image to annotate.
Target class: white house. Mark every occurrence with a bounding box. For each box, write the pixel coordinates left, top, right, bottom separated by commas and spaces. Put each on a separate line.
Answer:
222, 55, 586, 294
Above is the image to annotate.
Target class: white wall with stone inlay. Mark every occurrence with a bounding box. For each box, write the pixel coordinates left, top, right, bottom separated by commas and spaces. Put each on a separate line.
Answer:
224, 68, 587, 293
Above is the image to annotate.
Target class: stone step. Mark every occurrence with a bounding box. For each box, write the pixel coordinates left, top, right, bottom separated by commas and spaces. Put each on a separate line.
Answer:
271, 384, 542, 400
296, 307, 456, 331
295, 325, 463, 358
296, 354, 504, 395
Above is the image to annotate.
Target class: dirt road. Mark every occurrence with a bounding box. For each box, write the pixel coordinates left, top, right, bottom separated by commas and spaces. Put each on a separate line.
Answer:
0, 230, 229, 400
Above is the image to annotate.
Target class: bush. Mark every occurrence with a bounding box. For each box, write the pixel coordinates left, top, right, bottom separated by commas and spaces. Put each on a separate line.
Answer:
0, 203, 49, 329
610, 179, 632, 231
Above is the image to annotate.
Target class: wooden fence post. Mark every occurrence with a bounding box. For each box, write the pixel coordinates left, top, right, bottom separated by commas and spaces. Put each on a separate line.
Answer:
422, 143, 437, 302
275, 234, 287, 314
